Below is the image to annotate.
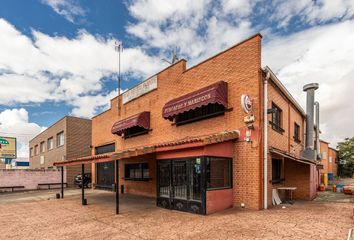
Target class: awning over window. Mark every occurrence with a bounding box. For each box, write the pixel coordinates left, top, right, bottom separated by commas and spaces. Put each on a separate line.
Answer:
269, 148, 316, 165
162, 81, 228, 120
111, 111, 150, 135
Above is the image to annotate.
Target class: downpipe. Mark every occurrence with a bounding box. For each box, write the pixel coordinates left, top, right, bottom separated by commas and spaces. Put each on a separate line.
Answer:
315, 101, 321, 160
264, 69, 270, 210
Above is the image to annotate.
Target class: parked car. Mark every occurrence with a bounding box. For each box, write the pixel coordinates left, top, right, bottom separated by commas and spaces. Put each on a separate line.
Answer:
74, 173, 92, 188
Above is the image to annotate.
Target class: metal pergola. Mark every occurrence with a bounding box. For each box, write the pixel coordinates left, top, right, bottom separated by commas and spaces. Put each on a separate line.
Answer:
59, 159, 120, 214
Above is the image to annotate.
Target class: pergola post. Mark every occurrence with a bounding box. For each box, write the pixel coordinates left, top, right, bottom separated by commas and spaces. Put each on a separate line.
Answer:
115, 159, 119, 214
82, 164, 87, 205
61, 166, 64, 198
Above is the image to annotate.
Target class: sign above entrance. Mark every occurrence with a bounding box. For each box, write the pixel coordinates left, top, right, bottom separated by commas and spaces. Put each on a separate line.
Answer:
122, 75, 157, 104
0, 136, 17, 159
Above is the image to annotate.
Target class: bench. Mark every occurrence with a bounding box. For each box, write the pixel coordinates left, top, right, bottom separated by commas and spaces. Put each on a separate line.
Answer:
37, 183, 67, 190
0, 186, 25, 192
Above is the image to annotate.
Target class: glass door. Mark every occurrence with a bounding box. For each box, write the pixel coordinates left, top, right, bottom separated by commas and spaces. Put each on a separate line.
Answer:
157, 160, 171, 209
171, 159, 188, 212
96, 161, 115, 189
157, 158, 206, 215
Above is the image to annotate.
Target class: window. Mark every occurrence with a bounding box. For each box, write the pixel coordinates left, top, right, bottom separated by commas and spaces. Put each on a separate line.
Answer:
272, 159, 282, 184
40, 156, 45, 165
30, 148, 33, 157
124, 163, 150, 180
57, 132, 64, 147
40, 141, 45, 153
270, 102, 284, 133
47, 137, 53, 150
124, 126, 149, 139
95, 143, 115, 155
34, 145, 39, 155
175, 103, 225, 126
206, 157, 232, 190
293, 122, 301, 142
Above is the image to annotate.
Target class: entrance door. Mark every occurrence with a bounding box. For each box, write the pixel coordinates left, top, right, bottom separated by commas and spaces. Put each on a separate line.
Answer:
96, 161, 115, 189
157, 158, 205, 214
172, 159, 188, 212
157, 161, 171, 209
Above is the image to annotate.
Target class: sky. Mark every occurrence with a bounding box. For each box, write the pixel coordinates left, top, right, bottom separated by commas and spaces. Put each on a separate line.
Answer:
0, 0, 353, 158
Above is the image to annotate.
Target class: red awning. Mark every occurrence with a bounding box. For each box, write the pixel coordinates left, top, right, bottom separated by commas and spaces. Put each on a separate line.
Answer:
111, 111, 150, 135
162, 81, 228, 120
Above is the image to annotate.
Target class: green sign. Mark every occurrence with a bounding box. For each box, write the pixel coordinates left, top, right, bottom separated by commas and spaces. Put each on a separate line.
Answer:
0, 138, 9, 145
0, 137, 16, 159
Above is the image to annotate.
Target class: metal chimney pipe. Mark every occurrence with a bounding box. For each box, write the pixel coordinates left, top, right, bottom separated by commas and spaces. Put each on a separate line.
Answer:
303, 83, 319, 150
315, 101, 320, 160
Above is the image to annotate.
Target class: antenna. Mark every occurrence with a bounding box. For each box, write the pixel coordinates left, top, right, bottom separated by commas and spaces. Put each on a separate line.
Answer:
115, 41, 123, 115
162, 47, 179, 65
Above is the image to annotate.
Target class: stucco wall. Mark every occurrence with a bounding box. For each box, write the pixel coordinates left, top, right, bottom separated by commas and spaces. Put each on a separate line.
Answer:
0, 169, 66, 190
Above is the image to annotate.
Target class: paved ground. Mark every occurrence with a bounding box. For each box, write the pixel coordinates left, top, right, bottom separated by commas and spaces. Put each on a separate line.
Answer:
0, 189, 353, 240
315, 190, 354, 203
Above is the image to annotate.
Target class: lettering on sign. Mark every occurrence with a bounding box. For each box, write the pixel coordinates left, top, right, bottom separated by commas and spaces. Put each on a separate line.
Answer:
164, 93, 212, 113
122, 75, 157, 104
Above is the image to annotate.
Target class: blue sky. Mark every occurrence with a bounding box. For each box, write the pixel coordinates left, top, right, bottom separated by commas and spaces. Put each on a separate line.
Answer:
0, 0, 354, 157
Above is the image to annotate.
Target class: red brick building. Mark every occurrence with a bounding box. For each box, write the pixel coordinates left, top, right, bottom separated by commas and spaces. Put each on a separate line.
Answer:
318, 140, 339, 182
55, 34, 326, 214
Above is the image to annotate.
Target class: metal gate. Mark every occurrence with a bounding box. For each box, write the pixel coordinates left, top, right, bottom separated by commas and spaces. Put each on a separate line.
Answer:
96, 161, 115, 189
157, 158, 205, 214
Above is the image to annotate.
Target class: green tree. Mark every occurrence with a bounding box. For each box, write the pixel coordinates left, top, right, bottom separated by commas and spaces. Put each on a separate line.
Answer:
337, 137, 354, 177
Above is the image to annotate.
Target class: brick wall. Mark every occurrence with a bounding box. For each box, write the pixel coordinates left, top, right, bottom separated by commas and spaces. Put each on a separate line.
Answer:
266, 79, 312, 206
284, 160, 311, 200
0, 169, 66, 190
234, 141, 261, 210
92, 34, 263, 209
66, 116, 92, 160
29, 116, 92, 186
267, 81, 305, 157
65, 117, 92, 186
328, 148, 338, 176
119, 154, 156, 197
320, 140, 329, 175
90, 33, 319, 210
29, 117, 67, 169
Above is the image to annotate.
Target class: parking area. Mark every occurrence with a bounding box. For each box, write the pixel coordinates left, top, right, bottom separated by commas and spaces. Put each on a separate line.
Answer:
0, 189, 353, 240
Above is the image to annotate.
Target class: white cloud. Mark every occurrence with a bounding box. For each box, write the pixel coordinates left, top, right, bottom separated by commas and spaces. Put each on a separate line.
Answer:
126, 0, 255, 62
0, 108, 45, 158
263, 20, 354, 147
127, 0, 210, 23
270, 0, 354, 27
70, 89, 119, 118
221, 0, 258, 17
40, 0, 86, 23
0, 18, 163, 118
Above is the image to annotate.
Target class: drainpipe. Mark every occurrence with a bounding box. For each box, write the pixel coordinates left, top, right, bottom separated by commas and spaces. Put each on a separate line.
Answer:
315, 101, 320, 160
264, 69, 270, 210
